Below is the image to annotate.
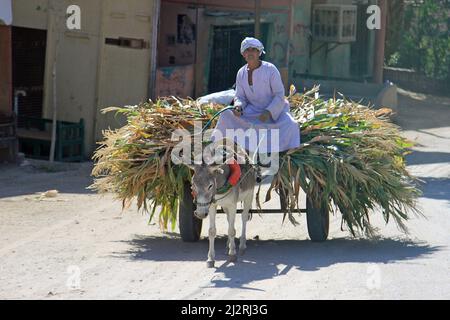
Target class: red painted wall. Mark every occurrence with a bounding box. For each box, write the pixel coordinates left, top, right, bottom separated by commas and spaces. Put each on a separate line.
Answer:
0, 25, 12, 116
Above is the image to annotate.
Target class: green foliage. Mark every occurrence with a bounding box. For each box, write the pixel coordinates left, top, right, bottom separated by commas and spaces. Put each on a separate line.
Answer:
386, 0, 450, 80
90, 87, 422, 237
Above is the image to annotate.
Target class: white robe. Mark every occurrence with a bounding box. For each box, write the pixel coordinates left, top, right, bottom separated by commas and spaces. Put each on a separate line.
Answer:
212, 61, 300, 153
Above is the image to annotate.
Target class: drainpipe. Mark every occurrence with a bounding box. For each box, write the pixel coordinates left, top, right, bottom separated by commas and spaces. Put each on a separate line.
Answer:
14, 90, 26, 116
373, 0, 387, 84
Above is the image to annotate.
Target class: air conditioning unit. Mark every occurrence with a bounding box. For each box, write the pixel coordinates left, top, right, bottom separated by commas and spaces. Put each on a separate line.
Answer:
312, 4, 357, 43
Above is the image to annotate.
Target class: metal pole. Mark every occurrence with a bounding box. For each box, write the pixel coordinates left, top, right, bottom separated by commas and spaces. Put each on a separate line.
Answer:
282, 0, 295, 90
148, 0, 161, 101
254, 0, 261, 38
373, 0, 387, 84
49, 0, 61, 162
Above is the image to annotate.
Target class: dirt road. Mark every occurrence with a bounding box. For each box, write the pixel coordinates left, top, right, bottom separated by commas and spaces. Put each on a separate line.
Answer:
1, 88, 449, 299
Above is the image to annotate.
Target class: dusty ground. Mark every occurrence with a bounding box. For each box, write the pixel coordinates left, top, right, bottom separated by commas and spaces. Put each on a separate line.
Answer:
0, 88, 449, 300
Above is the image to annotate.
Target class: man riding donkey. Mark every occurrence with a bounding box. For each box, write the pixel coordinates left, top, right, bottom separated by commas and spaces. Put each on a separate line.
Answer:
189, 37, 301, 267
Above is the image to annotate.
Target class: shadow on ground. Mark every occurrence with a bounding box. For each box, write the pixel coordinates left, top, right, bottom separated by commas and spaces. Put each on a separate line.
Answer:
113, 234, 441, 290
418, 177, 450, 202
0, 161, 95, 198
406, 151, 450, 166
395, 89, 450, 131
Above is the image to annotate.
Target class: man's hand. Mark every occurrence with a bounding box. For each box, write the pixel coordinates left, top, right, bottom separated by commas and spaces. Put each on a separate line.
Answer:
258, 110, 272, 123
232, 106, 243, 117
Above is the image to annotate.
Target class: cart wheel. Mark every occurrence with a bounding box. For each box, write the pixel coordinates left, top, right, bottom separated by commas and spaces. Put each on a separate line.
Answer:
178, 183, 202, 242
306, 197, 329, 242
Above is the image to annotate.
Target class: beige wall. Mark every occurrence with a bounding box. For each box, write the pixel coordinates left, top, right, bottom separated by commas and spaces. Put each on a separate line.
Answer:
94, 0, 155, 152
43, 0, 101, 160
12, 0, 157, 158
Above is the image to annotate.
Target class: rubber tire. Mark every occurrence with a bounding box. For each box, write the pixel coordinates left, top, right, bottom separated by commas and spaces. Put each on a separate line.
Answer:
306, 197, 329, 242
178, 183, 202, 242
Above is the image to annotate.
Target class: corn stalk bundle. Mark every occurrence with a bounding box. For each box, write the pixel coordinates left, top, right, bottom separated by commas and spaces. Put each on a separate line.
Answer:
90, 86, 422, 236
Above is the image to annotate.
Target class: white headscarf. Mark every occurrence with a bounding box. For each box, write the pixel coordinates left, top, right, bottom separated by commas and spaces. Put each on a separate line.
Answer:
240, 37, 265, 56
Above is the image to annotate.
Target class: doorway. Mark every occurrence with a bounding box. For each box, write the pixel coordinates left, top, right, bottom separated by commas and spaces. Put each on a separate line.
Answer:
208, 23, 268, 93
350, 4, 370, 79
12, 27, 47, 120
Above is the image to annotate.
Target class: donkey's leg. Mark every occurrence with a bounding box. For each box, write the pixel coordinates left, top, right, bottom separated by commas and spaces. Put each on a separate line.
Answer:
207, 206, 217, 268
226, 205, 237, 262
221, 207, 230, 254
239, 194, 252, 255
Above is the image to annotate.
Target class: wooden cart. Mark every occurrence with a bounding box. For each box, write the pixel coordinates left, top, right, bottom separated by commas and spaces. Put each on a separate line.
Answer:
178, 183, 329, 243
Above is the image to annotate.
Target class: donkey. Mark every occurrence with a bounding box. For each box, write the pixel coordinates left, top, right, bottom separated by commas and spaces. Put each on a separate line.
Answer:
189, 159, 256, 268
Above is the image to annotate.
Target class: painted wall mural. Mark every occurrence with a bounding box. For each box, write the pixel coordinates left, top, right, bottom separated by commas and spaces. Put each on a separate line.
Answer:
155, 65, 195, 98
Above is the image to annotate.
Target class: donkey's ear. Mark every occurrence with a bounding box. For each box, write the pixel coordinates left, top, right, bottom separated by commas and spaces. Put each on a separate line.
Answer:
185, 163, 196, 171
210, 166, 224, 175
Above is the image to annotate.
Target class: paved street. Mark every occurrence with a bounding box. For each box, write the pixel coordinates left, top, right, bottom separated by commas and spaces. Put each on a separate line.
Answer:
0, 89, 449, 299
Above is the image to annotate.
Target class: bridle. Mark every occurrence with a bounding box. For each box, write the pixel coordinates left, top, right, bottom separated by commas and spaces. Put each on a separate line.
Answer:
191, 162, 256, 206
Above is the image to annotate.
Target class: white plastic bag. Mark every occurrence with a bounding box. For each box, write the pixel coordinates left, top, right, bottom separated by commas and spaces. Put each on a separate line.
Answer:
197, 89, 236, 106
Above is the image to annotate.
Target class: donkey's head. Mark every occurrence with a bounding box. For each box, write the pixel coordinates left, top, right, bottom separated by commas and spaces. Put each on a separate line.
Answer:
189, 164, 224, 219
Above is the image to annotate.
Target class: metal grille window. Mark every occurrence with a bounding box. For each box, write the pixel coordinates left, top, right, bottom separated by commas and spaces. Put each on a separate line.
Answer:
314, 9, 339, 39
313, 5, 357, 43
343, 9, 357, 38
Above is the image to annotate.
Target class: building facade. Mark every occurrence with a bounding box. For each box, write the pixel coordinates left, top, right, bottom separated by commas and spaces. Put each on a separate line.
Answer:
3, 0, 381, 159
